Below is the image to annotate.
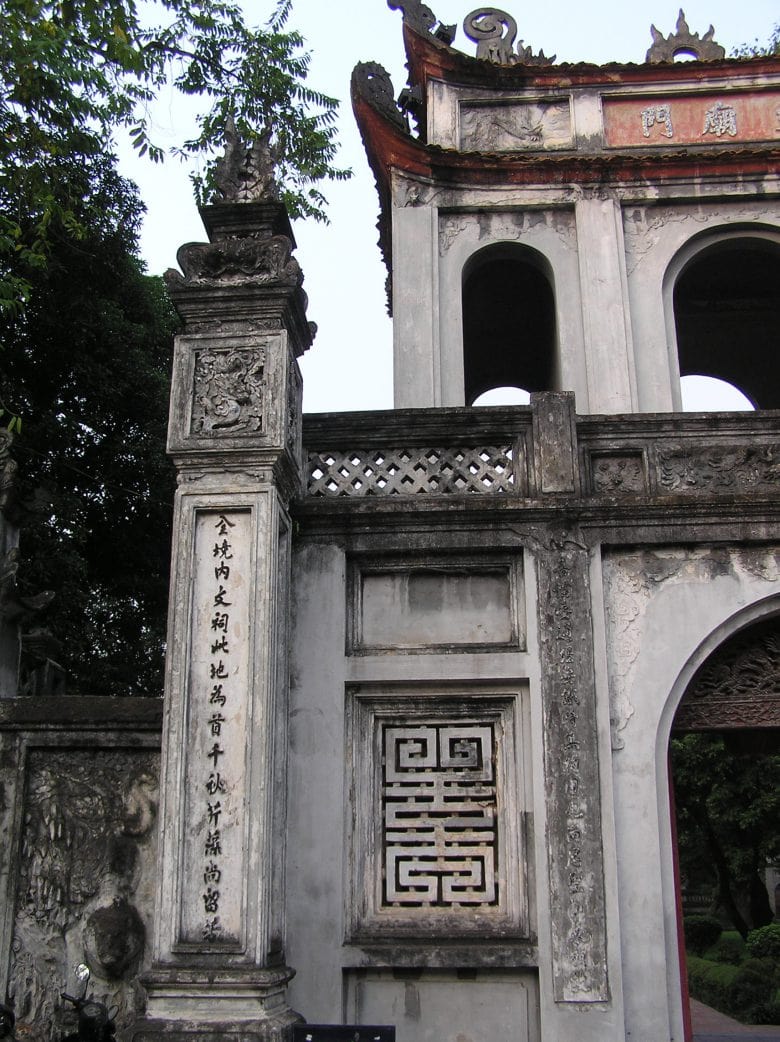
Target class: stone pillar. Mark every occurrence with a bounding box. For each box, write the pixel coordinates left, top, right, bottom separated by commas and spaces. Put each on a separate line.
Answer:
575, 192, 637, 414
135, 167, 312, 1040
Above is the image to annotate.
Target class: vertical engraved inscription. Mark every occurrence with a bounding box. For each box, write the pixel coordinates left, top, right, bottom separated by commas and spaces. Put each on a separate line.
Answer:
383, 724, 498, 907
180, 510, 251, 946
538, 541, 609, 1002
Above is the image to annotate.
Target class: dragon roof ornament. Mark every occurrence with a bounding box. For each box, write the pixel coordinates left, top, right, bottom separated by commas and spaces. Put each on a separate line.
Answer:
463, 8, 555, 66
387, 0, 456, 44
646, 9, 725, 63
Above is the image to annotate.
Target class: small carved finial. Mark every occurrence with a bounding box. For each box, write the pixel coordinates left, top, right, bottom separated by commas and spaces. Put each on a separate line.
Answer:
213, 118, 280, 204
646, 8, 725, 62
464, 8, 554, 66
464, 8, 517, 63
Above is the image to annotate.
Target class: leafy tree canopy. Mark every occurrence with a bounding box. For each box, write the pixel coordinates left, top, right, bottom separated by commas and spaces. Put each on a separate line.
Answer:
1, 152, 178, 696
672, 733, 780, 938
0, 0, 349, 315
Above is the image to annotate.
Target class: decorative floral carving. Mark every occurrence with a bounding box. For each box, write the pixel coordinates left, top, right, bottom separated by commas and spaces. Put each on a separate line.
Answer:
8, 750, 159, 1040
351, 62, 408, 134
167, 235, 301, 288
657, 444, 780, 493
463, 8, 554, 65
590, 454, 646, 495
212, 118, 279, 204
191, 348, 264, 436
646, 9, 725, 63
287, 358, 302, 454
675, 618, 780, 731
439, 215, 469, 254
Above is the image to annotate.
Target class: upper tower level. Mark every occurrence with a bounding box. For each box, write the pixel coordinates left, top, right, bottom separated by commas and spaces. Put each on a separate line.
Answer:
353, 3, 780, 412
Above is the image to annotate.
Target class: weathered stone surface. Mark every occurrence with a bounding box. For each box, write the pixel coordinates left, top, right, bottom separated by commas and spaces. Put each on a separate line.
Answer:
537, 539, 609, 1003
4, 742, 159, 1041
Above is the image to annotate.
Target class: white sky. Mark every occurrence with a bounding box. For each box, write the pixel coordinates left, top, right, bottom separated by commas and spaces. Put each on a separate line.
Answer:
119, 0, 776, 414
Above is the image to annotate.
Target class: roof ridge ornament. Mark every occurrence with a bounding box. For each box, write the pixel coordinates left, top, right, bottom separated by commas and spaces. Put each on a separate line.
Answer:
646, 9, 725, 63
463, 7, 555, 66
387, 0, 457, 45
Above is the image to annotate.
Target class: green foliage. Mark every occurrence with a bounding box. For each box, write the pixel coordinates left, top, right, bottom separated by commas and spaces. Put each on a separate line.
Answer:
684, 914, 723, 955
732, 23, 780, 57
686, 954, 779, 1023
672, 734, 780, 937
1, 153, 177, 696
706, 932, 746, 965
0, 0, 349, 313
747, 924, 780, 961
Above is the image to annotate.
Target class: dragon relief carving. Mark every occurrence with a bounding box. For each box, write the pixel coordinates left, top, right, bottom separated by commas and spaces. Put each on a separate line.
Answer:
8, 750, 159, 1040
191, 347, 265, 436
657, 444, 780, 493
675, 618, 780, 730
460, 100, 570, 152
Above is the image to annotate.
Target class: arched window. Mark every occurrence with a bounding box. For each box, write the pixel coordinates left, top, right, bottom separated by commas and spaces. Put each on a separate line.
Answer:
462, 243, 557, 406
673, 236, 780, 409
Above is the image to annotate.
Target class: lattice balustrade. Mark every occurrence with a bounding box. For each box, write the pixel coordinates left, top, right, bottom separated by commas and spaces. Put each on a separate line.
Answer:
382, 724, 498, 908
307, 446, 515, 496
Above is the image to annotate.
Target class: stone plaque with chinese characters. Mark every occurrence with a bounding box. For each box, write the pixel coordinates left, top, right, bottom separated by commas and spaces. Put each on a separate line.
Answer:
603, 90, 780, 148
179, 510, 251, 947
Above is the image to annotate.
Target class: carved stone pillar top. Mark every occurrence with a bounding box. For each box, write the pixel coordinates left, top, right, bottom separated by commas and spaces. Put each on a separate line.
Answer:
163, 123, 314, 359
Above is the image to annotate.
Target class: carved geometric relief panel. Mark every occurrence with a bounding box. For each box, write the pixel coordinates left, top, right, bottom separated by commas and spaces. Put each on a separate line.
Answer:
383, 724, 498, 908
348, 690, 529, 940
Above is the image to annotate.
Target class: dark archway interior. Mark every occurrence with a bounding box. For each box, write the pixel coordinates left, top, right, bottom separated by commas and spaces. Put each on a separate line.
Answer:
462, 249, 557, 406
674, 240, 780, 409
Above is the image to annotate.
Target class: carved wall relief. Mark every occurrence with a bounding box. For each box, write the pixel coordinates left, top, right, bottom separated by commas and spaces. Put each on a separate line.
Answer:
537, 543, 608, 1002
460, 100, 572, 152
308, 445, 519, 496
191, 347, 265, 436
656, 444, 780, 494
674, 616, 780, 731
7, 747, 159, 1041
602, 547, 780, 748
588, 453, 646, 496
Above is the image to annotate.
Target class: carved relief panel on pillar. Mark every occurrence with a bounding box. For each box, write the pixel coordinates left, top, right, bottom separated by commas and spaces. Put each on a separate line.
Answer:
167, 330, 301, 463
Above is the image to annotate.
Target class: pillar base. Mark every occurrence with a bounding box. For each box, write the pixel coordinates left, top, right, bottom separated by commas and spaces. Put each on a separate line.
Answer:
131, 967, 302, 1042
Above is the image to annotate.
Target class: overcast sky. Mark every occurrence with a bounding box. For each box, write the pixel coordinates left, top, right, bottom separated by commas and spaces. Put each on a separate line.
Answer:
119, 0, 776, 413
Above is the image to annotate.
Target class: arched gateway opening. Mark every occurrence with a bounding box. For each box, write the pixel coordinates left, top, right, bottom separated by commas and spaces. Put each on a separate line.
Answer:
670, 615, 780, 1040
673, 236, 780, 410
462, 243, 558, 405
